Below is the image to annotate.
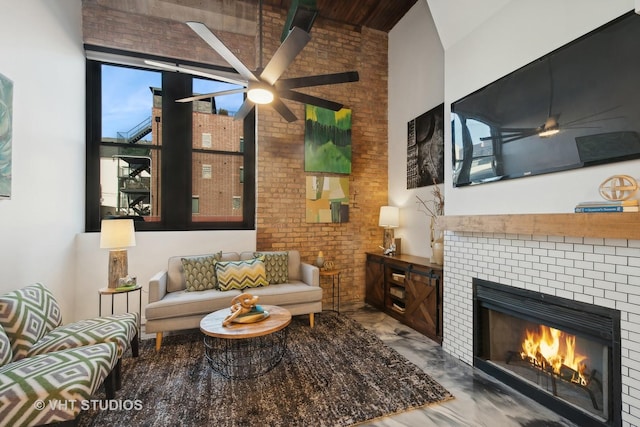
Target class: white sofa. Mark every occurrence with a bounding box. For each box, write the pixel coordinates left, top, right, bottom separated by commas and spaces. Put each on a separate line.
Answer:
145, 250, 322, 350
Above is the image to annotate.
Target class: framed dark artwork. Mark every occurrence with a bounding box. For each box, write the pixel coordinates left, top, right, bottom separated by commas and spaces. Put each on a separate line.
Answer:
407, 103, 445, 189
304, 105, 352, 174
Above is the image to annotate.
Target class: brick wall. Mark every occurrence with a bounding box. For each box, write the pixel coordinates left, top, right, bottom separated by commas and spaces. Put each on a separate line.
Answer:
83, 2, 389, 306
444, 232, 640, 426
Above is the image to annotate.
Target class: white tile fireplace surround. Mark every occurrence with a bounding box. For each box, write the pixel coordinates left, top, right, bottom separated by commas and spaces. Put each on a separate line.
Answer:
441, 216, 640, 427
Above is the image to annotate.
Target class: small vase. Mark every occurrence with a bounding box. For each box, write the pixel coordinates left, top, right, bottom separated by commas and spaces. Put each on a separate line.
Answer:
431, 241, 444, 265
316, 251, 325, 268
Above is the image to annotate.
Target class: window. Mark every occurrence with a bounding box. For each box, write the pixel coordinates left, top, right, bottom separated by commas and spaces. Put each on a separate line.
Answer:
85, 58, 255, 231
452, 114, 499, 185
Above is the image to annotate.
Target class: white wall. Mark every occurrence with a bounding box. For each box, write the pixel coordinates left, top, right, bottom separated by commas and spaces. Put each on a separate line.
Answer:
75, 230, 256, 323
388, 1, 444, 258
389, 0, 640, 259
0, 0, 258, 324
0, 0, 84, 320
443, 0, 638, 215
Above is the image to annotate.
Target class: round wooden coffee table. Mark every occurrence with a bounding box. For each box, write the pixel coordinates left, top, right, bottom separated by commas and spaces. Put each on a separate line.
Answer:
200, 305, 291, 379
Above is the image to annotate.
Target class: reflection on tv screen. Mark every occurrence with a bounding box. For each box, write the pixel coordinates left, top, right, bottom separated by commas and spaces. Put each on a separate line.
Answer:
451, 12, 640, 187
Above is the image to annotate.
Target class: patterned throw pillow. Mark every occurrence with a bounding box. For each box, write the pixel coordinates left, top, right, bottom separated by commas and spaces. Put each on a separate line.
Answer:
254, 252, 288, 284
215, 257, 269, 291
182, 253, 221, 292
0, 283, 62, 361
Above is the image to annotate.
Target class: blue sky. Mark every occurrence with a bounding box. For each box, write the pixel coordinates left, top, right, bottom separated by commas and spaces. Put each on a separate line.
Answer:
101, 64, 244, 138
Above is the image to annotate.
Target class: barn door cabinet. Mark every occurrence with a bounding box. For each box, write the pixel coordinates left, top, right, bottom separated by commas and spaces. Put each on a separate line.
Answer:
365, 253, 443, 344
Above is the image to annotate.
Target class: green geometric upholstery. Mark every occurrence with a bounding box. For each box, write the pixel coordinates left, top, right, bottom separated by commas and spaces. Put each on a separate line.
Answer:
0, 342, 118, 427
0, 283, 62, 361
28, 312, 139, 359
0, 323, 12, 367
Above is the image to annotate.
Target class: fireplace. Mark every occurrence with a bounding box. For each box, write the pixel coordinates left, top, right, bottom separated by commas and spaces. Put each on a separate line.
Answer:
473, 278, 621, 427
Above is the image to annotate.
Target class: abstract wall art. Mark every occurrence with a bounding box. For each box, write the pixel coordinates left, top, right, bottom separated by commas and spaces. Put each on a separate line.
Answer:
407, 103, 444, 189
305, 176, 349, 223
0, 72, 12, 199
304, 105, 352, 174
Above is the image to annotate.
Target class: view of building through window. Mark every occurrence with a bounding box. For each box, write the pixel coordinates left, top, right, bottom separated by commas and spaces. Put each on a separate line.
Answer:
99, 64, 245, 224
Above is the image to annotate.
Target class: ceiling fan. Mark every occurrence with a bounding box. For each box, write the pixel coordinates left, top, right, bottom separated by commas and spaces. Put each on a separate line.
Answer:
145, 3, 358, 123
479, 58, 621, 144
480, 107, 622, 144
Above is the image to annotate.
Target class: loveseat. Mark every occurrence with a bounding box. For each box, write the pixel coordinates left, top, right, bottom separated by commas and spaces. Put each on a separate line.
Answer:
0, 283, 139, 426
145, 250, 322, 351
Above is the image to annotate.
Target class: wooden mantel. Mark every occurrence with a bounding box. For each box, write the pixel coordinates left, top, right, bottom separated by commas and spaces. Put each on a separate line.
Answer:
439, 212, 640, 240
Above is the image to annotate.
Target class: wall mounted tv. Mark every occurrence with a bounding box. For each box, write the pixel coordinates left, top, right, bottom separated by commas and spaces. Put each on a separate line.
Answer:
451, 11, 640, 187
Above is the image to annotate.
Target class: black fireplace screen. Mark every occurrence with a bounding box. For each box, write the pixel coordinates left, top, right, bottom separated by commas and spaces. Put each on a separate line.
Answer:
473, 278, 621, 427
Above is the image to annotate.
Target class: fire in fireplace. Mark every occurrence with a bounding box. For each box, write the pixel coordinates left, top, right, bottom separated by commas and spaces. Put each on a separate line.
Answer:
473, 278, 621, 427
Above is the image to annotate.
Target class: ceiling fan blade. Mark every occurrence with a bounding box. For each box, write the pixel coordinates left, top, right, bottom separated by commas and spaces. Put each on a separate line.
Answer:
490, 127, 539, 133
271, 98, 298, 122
480, 129, 538, 142
276, 71, 359, 90
144, 60, 246, 86
233, 99, 255, 122
279, 89, 343, 111
500, 131, 541, 143
260, 27, 311, 85
176, 88, 248, 103
186, 21, 259, 83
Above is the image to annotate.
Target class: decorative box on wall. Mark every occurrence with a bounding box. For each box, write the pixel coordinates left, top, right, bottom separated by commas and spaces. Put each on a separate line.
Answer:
365, 253, 443, 344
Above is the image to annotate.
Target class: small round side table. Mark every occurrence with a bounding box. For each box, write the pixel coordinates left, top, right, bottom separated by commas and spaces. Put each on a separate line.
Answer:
319, 269, 341, 313
98, 285, 142, 333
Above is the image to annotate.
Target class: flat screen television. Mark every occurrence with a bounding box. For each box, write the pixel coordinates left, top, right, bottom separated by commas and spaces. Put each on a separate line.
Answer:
451, 11, 640, 187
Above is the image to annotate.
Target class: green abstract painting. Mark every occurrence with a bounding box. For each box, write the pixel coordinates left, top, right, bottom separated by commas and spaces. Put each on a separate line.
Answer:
0, 72, 12, 199
304, 105, 352, 174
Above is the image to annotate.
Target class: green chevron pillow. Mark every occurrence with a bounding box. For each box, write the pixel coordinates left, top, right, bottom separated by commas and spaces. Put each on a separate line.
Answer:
182, 253, 221, 292
254, 251, 288, 284
215, 256, 269, 291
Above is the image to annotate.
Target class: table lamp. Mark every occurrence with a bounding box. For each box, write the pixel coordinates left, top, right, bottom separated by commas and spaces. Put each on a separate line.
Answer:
100, 219, 136, 289
378, 206, 399, 253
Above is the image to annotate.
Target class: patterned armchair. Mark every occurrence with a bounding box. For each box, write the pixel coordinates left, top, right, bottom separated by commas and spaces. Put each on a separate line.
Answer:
0, 283, 139, 426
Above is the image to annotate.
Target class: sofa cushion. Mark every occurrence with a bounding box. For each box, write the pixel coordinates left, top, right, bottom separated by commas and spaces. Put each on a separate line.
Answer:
254, 251, 289, 284
249, 281, 323, 306
0, 283, 63, 361
167, 252, 238, 293
27, 312, 139, 359
241, 250, 301, 281
216, 257, 269, 291
145, 289, 241, 320
182, 254, 220, 292
0, 324, 12, 367
0, 342, 118, 426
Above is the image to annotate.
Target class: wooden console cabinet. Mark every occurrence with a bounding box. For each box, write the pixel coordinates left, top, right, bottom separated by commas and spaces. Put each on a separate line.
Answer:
365, 252, 443, 344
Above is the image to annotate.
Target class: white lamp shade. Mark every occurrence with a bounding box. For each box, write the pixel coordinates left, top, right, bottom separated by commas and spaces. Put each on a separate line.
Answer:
100, 219, 136, 249
378, 206, 399, 228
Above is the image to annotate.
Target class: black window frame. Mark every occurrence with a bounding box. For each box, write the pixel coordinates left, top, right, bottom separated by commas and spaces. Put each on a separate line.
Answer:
85, 52, 255, 232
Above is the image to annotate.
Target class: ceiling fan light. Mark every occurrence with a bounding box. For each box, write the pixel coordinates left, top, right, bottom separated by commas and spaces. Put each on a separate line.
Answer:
538, 117, 559, 138
539, 128, 560, 138
247, 87, 274, 104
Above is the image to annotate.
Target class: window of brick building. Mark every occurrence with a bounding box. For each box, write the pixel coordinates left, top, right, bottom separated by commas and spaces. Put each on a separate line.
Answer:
85, 58, 255, 231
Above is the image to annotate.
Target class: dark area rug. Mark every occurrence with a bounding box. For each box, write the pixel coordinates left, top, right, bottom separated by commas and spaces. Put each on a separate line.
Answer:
78, 311, 453, 427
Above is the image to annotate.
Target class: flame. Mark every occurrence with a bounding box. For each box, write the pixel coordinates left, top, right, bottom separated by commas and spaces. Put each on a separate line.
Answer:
520, 325, 588, 385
